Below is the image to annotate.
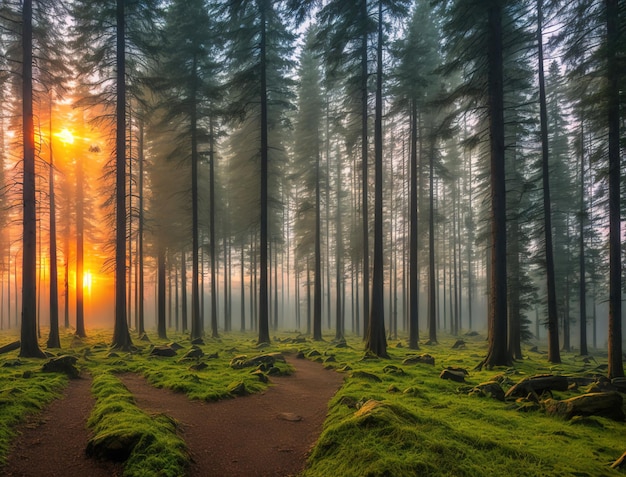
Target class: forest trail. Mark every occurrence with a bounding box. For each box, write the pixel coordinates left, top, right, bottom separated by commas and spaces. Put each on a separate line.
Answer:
119, 355, 344, 476
3, 375, 122, 477
3, 355, 343, 477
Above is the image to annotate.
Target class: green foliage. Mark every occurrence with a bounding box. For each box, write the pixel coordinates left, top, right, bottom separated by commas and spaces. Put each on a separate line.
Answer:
301, 334, 625, 477
87, 373, 189, 477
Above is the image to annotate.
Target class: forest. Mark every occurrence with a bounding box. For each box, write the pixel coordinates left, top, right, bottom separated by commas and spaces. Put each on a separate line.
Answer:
0, 0, 624, 475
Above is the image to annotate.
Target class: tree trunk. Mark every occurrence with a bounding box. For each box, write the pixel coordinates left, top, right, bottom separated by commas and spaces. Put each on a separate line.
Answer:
365, 2, 388, 358
157, 244, 167, 339
19, 0, 44, 358
137, 118, 145, 335
482, 3, 510, 368
181, 250, 188, 332
47, 105, 60, 349
409, 100, 419, 349
606, 0, 623, 379
75, 145, 86, 338
313, 146, 322, 340
578, 123, 588, 355
537, 0, 560, 364
112, 0, 132, 350
258, 0, 270, 344
209, 116, 218, 338
335, 147, 344, 341
360, 1, 370, 338
428, 137, 437, 343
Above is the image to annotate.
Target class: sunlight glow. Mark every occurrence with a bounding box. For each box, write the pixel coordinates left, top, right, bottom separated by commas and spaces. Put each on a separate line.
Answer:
83, 271, 92, 296
56, 128, 75, 144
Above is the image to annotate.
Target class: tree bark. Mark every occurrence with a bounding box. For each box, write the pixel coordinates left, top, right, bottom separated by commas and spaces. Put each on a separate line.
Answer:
482, 2, 510, 368
47, 104, 60, 349
112, 0, 132, 350
20, 0, 45, 358
409, 102, 419, 349
606, 0, 623, 379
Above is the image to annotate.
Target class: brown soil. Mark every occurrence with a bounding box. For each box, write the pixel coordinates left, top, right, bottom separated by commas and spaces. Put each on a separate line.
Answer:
3, 355, 343, 477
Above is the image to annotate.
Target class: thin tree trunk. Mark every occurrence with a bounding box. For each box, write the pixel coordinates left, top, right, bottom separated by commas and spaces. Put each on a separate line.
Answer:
209, 116, 218, 338
360, 1, 370, 338
428, 138, 437, 343
19, 0, 44, 358
157, 244, 167, 339
75, 143, 86, 338
112, 0, 132, 350
47, 103, 60, 349
365, 2, 388, 358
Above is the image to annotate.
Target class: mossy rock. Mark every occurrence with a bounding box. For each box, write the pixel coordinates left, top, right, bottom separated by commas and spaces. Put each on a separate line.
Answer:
206, 352, 219, 359
353, 399, 418, 427
382, 364, 405, 375
230, 353, 284, 369
324, 356, 337, 363
338, 395, 359, 408
403, 386, 424, 397
469, 381, 505, 401
333, 339, 348, 348
106, 352, 120, 359
256, 341, 271, 349
251, 369, 269, 383
295, 351, 305, 359
307, 350, 322, 357
149, 346, 177, 358
440, 369, 466, 383
168, 342, 184, 351
2, 359, 22, 368
190, 337, 205, 346
337, 364, 352, 372
138, 333, 151, 342
227, 380, 249, 396
387, 384, 401, 393
350, 371, 382, 383
180, 346, 204, 360
403, 354, 435, 366
42, 355, 80, 378
189, 362, 208, 371
267, 366, 282, 376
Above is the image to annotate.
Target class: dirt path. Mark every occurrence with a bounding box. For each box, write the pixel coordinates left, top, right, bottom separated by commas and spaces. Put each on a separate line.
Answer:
3, 356, 343, 477
3, 375, 122, 477
120, 355, 344, 476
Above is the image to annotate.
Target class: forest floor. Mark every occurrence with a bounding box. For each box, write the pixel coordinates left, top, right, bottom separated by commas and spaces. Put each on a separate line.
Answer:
3, 354, 344, 477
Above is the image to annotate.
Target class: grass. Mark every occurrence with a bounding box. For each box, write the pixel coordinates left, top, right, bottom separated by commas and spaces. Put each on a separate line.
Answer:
0, 328, 623, 476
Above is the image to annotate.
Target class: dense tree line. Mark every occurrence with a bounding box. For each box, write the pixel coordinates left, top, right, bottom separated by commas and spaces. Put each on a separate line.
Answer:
0, 0, 622, 375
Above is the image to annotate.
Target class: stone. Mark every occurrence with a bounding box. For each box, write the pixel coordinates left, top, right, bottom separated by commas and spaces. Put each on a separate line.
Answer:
190, 337, 205, 346
277, 412, 302, 422
42, 355, 80, 378
545, 392, 624, 421
505, 374, 569, 399
350, 371, 382, 382
440, 369, 466, 383
451, 339, 466, 349
402, 354, 435, 366
251, 369, 269, 383
382, 365, 405, 375
168, 342, 184, 350
181, 346, 204, 360
227, 380, 248, 396
189, 362, 208, 371
149, 346, 177, 357
469, 381, 505, 401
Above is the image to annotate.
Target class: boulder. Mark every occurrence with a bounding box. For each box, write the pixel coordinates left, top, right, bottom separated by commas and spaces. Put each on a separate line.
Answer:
451, 339, 466, 349
42, 355, 79, 378
402, 354, 435, 366
469, 381, 505, 401
149, 345, 177, 357
167, 342, 184, 351
440, 369, 466, 383
227, 380, 249, 396
545, 391, 624, 421
180, 346, 204, 360
190, 337, 205, 346
350, 370, 382, 382
189, 362, 208, 371
230, 353, 285, 369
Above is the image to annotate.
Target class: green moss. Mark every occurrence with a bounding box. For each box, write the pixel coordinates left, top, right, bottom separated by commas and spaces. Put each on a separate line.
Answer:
87, 372, 189, 477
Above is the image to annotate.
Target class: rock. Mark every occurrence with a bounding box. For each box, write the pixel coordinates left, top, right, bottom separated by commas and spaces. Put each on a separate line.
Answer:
230, 353, 285, 369
440, 369, 466, 383
295, 351, 305, 359
277, 412, 302, 422
256, 341, 270, 349
464, 331, 479, 337
338, 396, 358, 408
180, 346, 204, 360
333, 339, 348, 348
505, 374, 569, 399
2, 359, 22, 368
167, 342, 184, 351
307, 350, 321, 357
87, 430, 141, 461
451, 339, 466, 349
189, 362, 208, 371
267, 366, 282, 376
350, 371, 383, 382
206, 352, 219, 359
387, 384, 400, 393
469, 381, 505, 401
227, 380, 248, 396
138, 333, 151, 342
545, 391, 624, 421
324, 356, 336, 363
337, 364, 352, 372
190, 337, 205, 346
42, 355, 80, 378
402, 354, 435, 366
395, 342, 403, 348
382, 365, 405, 375
149, 345, 177, 357
251, 369, 269, 383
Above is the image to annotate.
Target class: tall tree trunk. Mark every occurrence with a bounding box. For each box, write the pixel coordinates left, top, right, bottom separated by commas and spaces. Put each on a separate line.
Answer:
112, 0, 132, 350
365, 2, 388, 358
313, 146, 322, 340
157, 244, 167, 339
240, 245, 246, 331
75, 145, 86, 338
47, 105, 60, 349
137, 118, 145, 335
360, 0, 370, 338
209, 116, 218, 338
606, 0, 623, 379
482, 3, 510, 368
181, 250, 188, 332
258, 0, 270, 344
335, 147, 344, 341
190, 54, 203, 341
409, 111, 420, 344
19, 0, 44, 358
537, 0, 560, 364
578, 123, 588, 355
427, 137, 437, 343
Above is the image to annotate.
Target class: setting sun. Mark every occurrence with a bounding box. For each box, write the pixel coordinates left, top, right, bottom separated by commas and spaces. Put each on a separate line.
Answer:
83, 270, 92, 295
56, 128, 75, 144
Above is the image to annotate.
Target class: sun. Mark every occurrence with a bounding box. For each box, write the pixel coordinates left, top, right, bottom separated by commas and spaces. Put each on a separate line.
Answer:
56, 128, 75, 144
83, 270, 92, 295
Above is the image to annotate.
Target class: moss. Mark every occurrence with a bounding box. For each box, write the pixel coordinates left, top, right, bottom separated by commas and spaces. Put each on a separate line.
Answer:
87, 372, 190, 477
